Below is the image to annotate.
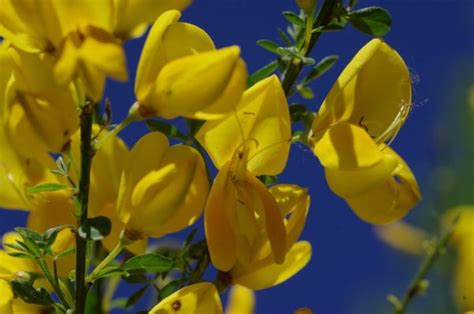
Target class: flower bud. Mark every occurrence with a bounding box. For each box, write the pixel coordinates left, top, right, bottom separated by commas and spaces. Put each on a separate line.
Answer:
296, 0, 315, 12
117, 132, 209, 238
134, 10, 247, 120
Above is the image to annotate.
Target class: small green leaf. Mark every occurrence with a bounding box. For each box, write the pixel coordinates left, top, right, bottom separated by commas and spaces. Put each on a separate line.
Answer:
78, 216, 111, 241
277, 28, 293, 46
348, 7, 392, 37
11, 279, 54, 306
3, 242, 28, 252
43, 225, 72, 249
26, 183, 68, 195
94, 266, 126, 280
158, 279, 186, 301
124, 254, 175, 274
282, 11, 306, 28
55, 247, 76, 259
248, 61, 278, 86
7, 252, 35, 259
146, 120, 185, 140
126, 285, 149, 308
303, 55, 339, 83
256, 39, 281, 54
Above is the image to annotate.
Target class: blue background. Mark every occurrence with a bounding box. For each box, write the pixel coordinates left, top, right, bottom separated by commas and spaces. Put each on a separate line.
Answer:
2, 1, 473, 313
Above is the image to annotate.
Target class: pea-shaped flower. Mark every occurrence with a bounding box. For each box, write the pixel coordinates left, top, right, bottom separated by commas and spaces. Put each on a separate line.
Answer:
1, 45, 79, 158
196, 76, 291, 271
230, 184, 312, 290
309, 39, 421, 224
149, 282, 223, 314
133, 10, 247, 120
117, 132, 209, 239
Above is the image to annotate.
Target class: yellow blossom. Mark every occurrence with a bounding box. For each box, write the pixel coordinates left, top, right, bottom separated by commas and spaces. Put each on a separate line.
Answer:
149, 282, 223, 314
133, 10, 247, 120
117, 132, 209, 239
310, 39, 421, 224
196, 76, 291, 271
225, 285, 255, 314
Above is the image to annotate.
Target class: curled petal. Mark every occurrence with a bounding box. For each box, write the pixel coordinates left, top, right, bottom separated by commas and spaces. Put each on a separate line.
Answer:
232, 241, 312, 290
311, 39, 411, 141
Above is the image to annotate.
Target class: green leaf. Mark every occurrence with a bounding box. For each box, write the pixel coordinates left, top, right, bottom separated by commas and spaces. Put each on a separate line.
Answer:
348, 7, 392, 37
277, 28, 293, 46
256, 39, 281, 54
11, 279, 54, 306
158, 279, 185, 301
94, 266, 126, 280
282, 11, 306, 28
26, 183, 68, 195
78, 216, 111, 241
7, 252, 35, 259
124, 254, 175, 274
55, 247, 76, 259
3, 242, 28, 253
303, 55, 339, 83
126, 285, 149, 308
43, 225, 72, 249
248, 61, 278, 86
146, 120, 185, 140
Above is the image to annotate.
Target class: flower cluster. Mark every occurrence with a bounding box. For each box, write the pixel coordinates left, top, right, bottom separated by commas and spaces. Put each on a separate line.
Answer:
0, 1, 422, 313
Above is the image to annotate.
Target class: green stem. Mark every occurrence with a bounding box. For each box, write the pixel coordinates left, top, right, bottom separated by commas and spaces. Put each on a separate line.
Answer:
281, 0, 338, 95
74, 101, 95, 314
93, 110, 138, 150
392, 215, 460, 314
37, 258, 70, 309
86, 241, 125, 283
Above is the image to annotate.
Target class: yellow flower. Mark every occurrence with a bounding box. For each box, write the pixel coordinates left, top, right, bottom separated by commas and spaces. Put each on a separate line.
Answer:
442, 206, 474, 311
309, 39, 421, 224
149, 282, 223, 314
69, 126, 147, 255
0, 0, 128, 101
113, 0, 192, 39
117, 132, 209, 239
225, 285, 255, 314
1, 45, 79, 158
229, 185, 312, 290
134, 10, 247, 120
196, 76, 291, 271
374, 221, 429, 256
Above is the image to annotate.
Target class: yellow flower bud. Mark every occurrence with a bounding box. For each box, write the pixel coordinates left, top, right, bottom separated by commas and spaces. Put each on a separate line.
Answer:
149, 282, 223, 314
295, 0, 316, 12
117, 132, 209, 238
134, 10, 247, 120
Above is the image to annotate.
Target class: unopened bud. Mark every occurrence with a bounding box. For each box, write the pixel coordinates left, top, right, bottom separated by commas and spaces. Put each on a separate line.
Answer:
296, 0, 316, 12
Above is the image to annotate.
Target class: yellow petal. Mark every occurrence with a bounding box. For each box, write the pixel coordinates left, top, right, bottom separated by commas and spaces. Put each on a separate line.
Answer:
325, 149, 399, 198
246, 174, 287, 264
441, 206, 474, 247
232, 241, 312, 290
152, 46, 247, 119
374, 221, 429, 256
135, 10, 214, 104
196, 75, 290, 175
313, 122, 384, 170
454, 241, 474, 312
149, 282, 223, 314
113, 0, 192, 39
225, 285, 255, 314
345, 147, 421, 224
0, 280, 13, 314
205, 163, 238, 271
50, 0, 114, 35
311, 39, 411, 141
